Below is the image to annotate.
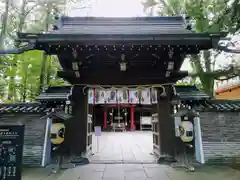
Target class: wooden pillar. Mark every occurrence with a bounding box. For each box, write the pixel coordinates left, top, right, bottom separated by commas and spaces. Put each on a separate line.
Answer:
130, 105, 135, 130
103, 106, 107, 129
157, 85, 175, 163
70, 85, 89, 155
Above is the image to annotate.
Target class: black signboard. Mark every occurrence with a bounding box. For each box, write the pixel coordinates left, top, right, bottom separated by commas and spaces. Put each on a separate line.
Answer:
0, 125, 25, 180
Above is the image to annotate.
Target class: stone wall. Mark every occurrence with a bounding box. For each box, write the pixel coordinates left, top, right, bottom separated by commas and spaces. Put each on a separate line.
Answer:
0, 114, 47, 166
200, 112, 240, 164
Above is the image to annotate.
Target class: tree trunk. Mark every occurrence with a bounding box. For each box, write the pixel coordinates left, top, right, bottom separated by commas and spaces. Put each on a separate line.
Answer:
39, 53, 47, 93
39, 7, 51, 93
22, 67, 28, 102
46, 56, 52, 86
8, 0, 27, 101
201, 74, 214, 96
0, 0, 10, 49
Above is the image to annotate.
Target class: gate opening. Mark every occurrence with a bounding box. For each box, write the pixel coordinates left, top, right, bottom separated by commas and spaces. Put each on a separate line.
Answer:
88, 102, 156, 164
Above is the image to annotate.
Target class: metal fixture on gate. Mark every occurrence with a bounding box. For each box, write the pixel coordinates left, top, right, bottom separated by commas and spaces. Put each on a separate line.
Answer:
120, 54, 127, 71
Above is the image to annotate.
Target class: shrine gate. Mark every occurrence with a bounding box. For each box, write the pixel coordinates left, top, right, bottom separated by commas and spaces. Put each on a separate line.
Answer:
0, 16, 225, 163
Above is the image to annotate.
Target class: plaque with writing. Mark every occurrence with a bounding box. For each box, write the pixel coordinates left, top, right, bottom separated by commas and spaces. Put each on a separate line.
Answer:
94, 126, 102, 136
0, 125, 25, 180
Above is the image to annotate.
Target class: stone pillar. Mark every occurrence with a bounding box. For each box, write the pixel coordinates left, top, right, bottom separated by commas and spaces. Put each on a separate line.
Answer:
70, 85, 89, 155
157, 85, 176, 163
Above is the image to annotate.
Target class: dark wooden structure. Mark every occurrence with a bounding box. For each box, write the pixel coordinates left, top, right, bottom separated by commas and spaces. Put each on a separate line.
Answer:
0, 103, 51, 166
0, 16, 225, 162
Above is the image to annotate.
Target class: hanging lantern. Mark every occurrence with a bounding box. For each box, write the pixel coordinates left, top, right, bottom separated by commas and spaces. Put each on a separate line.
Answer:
50, 123, 65, 145
179, 121, 194, 143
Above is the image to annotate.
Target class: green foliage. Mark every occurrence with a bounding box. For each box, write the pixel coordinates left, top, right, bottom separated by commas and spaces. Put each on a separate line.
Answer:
142, 0, 239, 96
0, 0, 74, 102
176, 78, 203, 89
0, 78, 7, 99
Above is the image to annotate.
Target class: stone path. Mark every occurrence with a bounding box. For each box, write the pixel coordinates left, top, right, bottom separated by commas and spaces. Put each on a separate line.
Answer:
22, 167, 62, 180
22, 131, 240, 180
55, 163, 240, 180
90, 131, 156, 163
22, 164, 240, 180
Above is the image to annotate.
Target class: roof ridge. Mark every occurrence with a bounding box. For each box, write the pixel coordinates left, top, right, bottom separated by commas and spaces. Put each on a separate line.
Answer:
61, 16, 185, 21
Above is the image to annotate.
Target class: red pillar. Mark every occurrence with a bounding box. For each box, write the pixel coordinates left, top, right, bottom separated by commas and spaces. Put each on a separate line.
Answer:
130, 105, 135, 131
104, 108, 107, 129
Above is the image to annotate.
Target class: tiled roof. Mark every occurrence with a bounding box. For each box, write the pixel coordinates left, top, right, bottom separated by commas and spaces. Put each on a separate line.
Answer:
36, 93, 69, 101
0, 103, 51, 113
173, 108, 199, 117
45, 86, 71, 93
194, 100, 240, 112
36, 86, 71, 101
46, 110, 72, 120
52, 16, 192, 35
36, 85, 211, 102
175, 85, 210, 100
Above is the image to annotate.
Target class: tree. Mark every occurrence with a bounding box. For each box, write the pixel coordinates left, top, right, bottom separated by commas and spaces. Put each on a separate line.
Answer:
1, 0, 87, 102
0, 0, 10, 49
142, 0, 240, 96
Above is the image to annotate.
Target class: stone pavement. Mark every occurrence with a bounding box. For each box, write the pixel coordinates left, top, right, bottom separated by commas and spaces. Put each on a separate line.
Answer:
90, 131, 156, 163
22, 167, 62, 180
22, 131, 240, 180
55, 163, 240, 180
22, 164, 240, 180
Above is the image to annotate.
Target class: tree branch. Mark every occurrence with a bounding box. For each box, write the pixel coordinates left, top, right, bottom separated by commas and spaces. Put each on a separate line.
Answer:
189, 66, 239, 80
25, 4, 40, 16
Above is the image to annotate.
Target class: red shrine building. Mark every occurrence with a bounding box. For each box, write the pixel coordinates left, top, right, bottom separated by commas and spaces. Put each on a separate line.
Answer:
89, 87, 154, 131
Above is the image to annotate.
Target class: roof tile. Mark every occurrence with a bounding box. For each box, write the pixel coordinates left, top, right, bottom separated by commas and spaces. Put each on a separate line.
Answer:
195, 100, 240, 112
0, 103, 51, 113
175, 85, 210, 100
52, 16, 192, 35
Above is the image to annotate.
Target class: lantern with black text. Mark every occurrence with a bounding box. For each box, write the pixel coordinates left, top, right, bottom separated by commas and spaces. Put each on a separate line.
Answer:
50, 123, 65, 145
179, 116, 194, 143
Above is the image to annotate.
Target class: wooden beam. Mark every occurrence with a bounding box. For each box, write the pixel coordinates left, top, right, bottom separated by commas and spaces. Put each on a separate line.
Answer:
57, 70, 188, 85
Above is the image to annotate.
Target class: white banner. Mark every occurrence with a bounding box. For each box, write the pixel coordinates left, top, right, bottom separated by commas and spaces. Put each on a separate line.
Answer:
129, 89, 139, 104
92, 88, 159, 104
151, 88, 158, 104
140, 88, 151, 104
95, 89, 106, 104
88, 89, 94, 104
116, 88, 128, 104
105, 89, 117, 104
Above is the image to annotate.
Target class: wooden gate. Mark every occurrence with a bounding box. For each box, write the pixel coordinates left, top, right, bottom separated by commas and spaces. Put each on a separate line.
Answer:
152, 113, 160, 157
86, 114, 93, 155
